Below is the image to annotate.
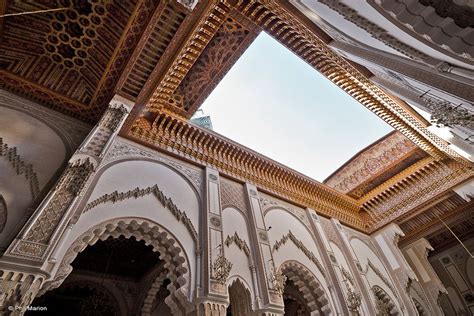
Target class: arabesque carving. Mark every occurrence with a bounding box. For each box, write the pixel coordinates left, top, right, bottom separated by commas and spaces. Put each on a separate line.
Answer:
22, 158, 95, 245
0, 137, 40, 198
272, 230, 326, 278
83, 184, 198, 242
224, 232, 251, 257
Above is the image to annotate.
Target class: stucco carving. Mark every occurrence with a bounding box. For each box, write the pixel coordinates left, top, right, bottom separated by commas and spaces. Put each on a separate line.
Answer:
372, 285, 400, 315
272, 230, 326, 278
211, 247, 232, 285
279, 261, 332, 314
20, 159, 95, 247
0, 271, 44, 315
83, 184, 198, 243
224, 232, 251, 257
270, 268, 287, 295
220, 178, 247, 214
39, 218, 191, 304
0, 137, 40, 198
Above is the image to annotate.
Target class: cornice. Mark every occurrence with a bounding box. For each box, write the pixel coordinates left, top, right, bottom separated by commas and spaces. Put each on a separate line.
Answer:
146, 0, 233, 116
367, 160, 473, 231
359, 157, 435, 205
227, 0, 467, 165
129, 112, 364, 230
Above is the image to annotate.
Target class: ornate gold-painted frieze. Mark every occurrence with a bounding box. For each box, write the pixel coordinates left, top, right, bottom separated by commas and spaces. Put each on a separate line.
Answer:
145, 0, 234, 116
130, 112, 364, 229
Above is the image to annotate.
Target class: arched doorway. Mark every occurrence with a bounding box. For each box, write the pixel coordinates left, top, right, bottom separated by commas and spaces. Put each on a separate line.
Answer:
283, 279, 311, 316
226, 278, 252, 316
29, 235, 163, 315
279, 261, 332, 315
33, 218, 192, 315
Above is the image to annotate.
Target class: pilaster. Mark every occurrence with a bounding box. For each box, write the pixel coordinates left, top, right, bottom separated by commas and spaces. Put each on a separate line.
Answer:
0, 94, 133, 313
306, 210, 348, 315
372, 224, 418, 315
243, 183, 284, 315
199, 168, 229, 311
331, 219, 376, 316
402, 238, 446, 316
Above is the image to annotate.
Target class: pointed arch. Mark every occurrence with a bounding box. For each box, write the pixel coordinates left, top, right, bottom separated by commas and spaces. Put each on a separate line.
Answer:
227, 277, 253, 316
278, 260, 332, 315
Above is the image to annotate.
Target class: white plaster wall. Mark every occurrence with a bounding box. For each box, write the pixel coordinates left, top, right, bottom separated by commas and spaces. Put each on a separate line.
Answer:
0, 106, 67, 250
222, 207, 254, 298
87, 160, 200, 227
0, 107, 66, 187
53, 159, 200, 296
350, 237, 402, 312
265, 208, 333, 306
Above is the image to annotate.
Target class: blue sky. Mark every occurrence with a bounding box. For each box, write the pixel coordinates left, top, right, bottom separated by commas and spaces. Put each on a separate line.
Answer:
199, 32, 392, 182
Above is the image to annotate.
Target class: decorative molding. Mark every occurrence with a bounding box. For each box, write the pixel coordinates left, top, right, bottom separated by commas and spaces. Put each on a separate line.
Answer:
224, 232, 251, 257
0, 137, 40, 198
270, 268, 287, 295
367, 260, 397, 298
211, 247, 232, 285
104, 139, 203, 192
83, 184, 198, 243
272, 230, 326, 278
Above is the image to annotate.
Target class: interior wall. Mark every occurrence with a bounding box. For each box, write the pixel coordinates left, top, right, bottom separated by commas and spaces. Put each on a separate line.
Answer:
0, 89, 89, 252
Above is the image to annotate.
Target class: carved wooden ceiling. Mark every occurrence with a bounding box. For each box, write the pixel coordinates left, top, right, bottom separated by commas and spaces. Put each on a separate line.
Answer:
398, 193, 473, 252
0, 0, 170, 123
1, 0, 472, 234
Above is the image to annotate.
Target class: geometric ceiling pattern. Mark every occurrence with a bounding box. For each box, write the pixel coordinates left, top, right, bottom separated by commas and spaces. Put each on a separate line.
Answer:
0, 0, 156, 123
324, 131, 428, 199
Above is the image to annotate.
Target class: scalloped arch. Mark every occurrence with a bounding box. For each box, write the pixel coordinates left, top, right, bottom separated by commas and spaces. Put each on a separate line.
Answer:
39, 217, 192, 315
278, 260, 332, 314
